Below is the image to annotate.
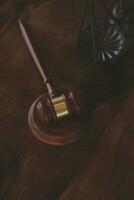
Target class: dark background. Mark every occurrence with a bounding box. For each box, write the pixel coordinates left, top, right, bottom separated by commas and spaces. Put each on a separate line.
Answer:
0, 0, 134, 199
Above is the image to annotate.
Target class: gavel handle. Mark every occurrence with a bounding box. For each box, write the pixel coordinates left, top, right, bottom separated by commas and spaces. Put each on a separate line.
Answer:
18, 19, 55, 97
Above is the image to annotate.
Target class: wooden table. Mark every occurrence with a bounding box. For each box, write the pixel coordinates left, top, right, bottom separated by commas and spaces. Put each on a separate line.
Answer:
0, 0, 134, 199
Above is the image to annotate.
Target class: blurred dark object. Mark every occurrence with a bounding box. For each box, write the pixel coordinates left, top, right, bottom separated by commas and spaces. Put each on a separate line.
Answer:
77, 0, 134, 63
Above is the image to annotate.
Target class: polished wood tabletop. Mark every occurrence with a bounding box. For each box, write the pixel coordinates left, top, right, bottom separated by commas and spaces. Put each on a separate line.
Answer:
0, 0, 134, 199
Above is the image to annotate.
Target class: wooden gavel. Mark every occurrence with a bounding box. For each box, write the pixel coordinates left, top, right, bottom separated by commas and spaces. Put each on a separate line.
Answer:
18, 19, 81, 145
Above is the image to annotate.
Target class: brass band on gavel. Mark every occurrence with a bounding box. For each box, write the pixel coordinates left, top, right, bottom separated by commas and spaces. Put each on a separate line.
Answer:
51, 95, 70, 119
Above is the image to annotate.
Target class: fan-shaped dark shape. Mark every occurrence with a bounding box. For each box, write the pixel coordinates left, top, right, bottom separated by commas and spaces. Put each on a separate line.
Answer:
94, 21, 125, 62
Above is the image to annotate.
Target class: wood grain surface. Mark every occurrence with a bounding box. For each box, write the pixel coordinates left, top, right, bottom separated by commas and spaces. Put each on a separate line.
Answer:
0, 0, 134, 199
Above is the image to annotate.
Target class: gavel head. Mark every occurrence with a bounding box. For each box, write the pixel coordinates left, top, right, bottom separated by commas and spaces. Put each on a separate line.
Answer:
36, 92, 80, 125
28, 91, 81, 146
